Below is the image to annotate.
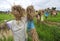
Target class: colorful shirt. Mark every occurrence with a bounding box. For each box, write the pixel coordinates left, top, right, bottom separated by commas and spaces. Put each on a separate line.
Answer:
27, 20, 35, 31
45, 12, 49, 17
6, 17, 27, 41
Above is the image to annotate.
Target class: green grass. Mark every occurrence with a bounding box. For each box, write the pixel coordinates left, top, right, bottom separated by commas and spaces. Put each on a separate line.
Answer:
0, 36, 13, 41
34, 17, 60, 41
0, 13, 14, 23
44, 12, 60, 22
35, 22, 60, 41
0, 12, 60, 41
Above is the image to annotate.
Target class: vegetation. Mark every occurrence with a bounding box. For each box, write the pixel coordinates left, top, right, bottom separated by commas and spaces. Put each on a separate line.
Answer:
0, 12, 60, 41
44, 12, 60, 22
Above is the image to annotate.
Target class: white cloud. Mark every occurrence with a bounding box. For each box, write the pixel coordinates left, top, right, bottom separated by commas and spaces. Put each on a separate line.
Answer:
45, 0, 60, 7
33, 0, 60, 10
0, 0, 60, 11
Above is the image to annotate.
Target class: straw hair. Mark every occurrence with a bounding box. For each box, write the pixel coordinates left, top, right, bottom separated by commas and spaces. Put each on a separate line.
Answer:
26, 5, 35, 20
12, 5, 23, 15
26, 5, 35, 14
11, 5, 25, 20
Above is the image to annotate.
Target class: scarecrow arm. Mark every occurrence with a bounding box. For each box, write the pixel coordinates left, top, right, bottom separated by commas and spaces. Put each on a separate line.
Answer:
31, 28, 39, 41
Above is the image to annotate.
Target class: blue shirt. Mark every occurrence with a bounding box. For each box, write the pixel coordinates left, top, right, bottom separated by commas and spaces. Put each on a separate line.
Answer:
27, 20, 35, 31
45, 12, 49, 17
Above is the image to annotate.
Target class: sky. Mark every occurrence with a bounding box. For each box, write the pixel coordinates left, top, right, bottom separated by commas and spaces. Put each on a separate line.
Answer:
0, 0, 60, 11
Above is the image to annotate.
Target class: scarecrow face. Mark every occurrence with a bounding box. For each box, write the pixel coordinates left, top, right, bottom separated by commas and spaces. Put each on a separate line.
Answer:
27, 6, 35, 18
12, 10, 21, 17
11, 5, 24, 20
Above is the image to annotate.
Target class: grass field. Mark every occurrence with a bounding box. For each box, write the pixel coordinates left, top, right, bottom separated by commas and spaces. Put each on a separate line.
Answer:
44, 12, 60, 22
0, 12, 60, 41
0, 13, 14, 23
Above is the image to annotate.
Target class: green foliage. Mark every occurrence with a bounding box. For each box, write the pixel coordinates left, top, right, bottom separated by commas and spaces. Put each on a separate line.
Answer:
35, 22, 60, 41
44, 12, 60, 22
0, 12, 60, 41
0, 13, 14, 23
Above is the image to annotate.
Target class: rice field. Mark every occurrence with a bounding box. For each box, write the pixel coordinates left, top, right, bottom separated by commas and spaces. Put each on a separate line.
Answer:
44, 12, 60, 22
0, 12, 60, 41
